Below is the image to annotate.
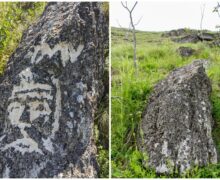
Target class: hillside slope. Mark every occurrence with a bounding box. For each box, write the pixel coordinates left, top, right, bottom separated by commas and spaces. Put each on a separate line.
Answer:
111, 27, 220, 178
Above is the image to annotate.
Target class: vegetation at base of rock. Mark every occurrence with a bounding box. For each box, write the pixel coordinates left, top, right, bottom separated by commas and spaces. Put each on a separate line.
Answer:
0, 2, 46, 74
111, 27, 220, 178
95, 4, 109, 177
95, 67, 109, 178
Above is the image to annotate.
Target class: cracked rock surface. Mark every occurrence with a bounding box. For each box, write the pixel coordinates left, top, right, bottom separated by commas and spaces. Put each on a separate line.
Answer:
138, 60, 217, 174
0, 2, 108, 178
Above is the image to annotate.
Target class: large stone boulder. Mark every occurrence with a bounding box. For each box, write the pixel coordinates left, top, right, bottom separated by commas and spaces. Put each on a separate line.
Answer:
138, 60, 217, 174
0, 2, 108, 178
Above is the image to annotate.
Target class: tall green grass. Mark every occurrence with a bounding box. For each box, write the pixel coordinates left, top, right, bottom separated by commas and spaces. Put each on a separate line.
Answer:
111, 27, 220, 178
0, 2, 46, 74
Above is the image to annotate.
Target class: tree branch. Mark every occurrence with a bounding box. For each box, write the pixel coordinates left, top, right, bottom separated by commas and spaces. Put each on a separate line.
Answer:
134, 15, 143, 26
116, 19, 123, 28
121, 1, 129, 12
131, 1, 138, 13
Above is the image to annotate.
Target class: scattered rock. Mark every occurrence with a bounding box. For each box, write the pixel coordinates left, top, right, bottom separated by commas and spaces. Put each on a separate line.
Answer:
198, 33, 215, 41
0, 2, 108, 178
172, 34, 200, 43
177, 46, 196, 57
171, 32, 218, 44
163, 29, 218, 41
138, 60, 217, 174
162, 29, 192, 37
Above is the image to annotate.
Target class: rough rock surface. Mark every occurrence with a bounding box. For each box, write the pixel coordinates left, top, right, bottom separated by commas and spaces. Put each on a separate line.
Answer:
0, 2, 108, 178
161, 29, 192, 37
138, 60, 217, 174
162, 29, 217, 38
172, 34, 200, 43
172, 33, 217, 44
177, 47, 196, 57
198, 33, 215, 41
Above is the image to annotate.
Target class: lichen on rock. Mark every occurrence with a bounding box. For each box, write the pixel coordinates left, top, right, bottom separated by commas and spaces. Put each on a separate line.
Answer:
138, 60, 217, 174
0, 2, 108, 178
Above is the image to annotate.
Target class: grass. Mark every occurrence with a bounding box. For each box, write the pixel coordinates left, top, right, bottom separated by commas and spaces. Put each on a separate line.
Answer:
111, 27, 220, 178
0, 2, 46, 74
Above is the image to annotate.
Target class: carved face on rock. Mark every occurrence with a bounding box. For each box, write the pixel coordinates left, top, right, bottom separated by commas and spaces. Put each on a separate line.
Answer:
3, 68, 61, 154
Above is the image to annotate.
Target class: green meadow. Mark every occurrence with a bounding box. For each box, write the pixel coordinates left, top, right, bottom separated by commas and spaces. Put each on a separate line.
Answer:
111, 27, 220, 178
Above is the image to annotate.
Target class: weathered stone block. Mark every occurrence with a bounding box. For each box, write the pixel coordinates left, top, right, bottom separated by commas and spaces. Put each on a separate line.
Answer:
0, 2, 108, 178
138, 60, 217, 174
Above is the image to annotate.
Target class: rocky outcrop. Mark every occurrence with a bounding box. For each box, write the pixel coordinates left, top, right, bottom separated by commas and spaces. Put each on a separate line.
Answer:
138, 60, 217, 174
0, 2, 108, 178
198, 33, 215, 41
177, 47, 196, 57
161, 29, 193, 37
172, 34, 200, 43
172, 32, 217, 44
163, 29, 218, 44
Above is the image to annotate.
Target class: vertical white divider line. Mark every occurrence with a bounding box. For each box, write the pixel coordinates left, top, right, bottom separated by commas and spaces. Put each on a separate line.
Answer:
109, 1, 112, 178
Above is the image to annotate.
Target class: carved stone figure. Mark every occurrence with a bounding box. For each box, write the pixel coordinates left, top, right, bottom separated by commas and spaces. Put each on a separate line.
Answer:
0, 2, 108, 178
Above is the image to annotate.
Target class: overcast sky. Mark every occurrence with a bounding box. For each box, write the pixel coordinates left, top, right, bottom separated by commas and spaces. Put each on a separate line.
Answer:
111, 1, 220, 31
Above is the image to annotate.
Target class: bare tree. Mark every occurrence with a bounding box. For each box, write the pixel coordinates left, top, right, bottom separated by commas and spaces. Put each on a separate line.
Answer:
213, 2, 220, 38
213, 2, 220, 37
199, 4, 206, 40
121, 1, 139, 71
213, 2, 220, 17
116, 19, 132, 40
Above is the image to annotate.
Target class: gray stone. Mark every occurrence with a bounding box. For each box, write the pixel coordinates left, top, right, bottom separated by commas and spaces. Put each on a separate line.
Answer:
138, 60, 217, 174
0, 2, 108, 178
177, 46, 196, 57
172, 34, 200, 43
172, 33, 216, 44
162, 29, 191, 37
198, 33, 215, 41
